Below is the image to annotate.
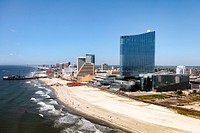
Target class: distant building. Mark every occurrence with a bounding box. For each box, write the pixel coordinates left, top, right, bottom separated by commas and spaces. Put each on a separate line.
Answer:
62, 65, 76, 77
110, 70, 120, 75
176, 65, 186, 74
86, 54, 95, 64
59, 63, 65, 70
120, 31, 155, 77
77, 57, 86, 71
101, 63, 108, 70
56, 63, 60, 68
64, 62, 70, 69
189, 68, 198, 75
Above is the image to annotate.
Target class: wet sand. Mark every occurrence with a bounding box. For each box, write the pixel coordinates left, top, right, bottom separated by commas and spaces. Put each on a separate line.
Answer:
40, 78, 200, 133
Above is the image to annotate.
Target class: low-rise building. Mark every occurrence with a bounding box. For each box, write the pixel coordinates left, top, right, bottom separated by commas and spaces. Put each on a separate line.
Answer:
152, 74, 189, 92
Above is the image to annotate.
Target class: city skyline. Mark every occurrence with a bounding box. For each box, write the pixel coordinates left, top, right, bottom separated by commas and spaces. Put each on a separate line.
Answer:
1, 0, 200, 66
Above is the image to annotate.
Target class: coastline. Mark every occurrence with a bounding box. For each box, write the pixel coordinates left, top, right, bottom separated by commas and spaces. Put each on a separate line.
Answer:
39, 78, 200, 133
38, 79, 128, 133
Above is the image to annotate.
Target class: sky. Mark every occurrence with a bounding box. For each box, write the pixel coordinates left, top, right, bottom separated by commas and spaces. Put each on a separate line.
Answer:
0, 0, 200, 66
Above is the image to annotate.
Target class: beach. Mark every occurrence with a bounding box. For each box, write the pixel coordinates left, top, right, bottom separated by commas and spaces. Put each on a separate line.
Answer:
40, 78, 200, 133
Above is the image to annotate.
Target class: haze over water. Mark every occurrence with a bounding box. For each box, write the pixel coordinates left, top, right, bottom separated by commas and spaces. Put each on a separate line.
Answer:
0, 66, 123, 133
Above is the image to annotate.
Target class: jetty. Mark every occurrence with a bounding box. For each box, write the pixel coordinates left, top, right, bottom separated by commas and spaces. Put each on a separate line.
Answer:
2, 75, 44, 80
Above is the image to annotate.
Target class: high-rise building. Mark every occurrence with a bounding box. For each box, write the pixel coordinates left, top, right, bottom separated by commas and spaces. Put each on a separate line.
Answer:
86, 54, 95, 64
77, 54, 95, 71
76, 63, 95, 77
77, 57, 86, 71
120, 31, 155, 77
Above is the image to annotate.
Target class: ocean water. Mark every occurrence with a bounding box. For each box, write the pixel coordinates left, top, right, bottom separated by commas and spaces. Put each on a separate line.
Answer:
0, 66, 123, 133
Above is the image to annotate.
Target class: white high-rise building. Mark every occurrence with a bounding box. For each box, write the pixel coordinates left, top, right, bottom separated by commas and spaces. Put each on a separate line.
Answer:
77, 57, 86, 71
176, 65, 186, 74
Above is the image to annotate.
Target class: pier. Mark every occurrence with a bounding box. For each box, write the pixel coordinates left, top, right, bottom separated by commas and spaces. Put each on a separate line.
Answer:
2, 75, 44, 80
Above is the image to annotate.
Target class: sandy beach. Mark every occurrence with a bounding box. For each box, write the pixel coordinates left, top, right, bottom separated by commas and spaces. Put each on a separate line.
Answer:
40, 78, 200, 133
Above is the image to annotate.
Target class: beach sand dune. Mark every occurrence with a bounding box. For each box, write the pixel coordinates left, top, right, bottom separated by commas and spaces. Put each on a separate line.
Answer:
40, 78, 200, 133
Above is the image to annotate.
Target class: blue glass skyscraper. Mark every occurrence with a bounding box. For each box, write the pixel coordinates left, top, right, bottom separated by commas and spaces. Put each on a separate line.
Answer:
120, 31, 155, 77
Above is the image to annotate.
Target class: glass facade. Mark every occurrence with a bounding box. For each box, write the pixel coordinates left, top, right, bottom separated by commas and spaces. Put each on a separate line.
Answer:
152, 74, 189, 89
120, 31, 155, 77
86, 54, 95, 64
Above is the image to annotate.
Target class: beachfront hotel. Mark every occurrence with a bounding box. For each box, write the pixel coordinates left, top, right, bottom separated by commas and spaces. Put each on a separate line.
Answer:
76, 54, 95, 81
120, 31, 155, 77
77, 54, 95, 71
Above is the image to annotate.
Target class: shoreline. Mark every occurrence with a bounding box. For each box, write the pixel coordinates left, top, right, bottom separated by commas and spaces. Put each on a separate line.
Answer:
39, 79, 129, 132
39, 78, 200, 133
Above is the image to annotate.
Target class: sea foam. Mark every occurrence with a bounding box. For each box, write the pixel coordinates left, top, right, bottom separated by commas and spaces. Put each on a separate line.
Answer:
39, 113, 44, 117
35, 90, 45, 95
37, 102, 55, 111
38, 86, 45, 89
57, 113, 79, 125
45, 89, 52, 94
43, 94, 51, 99
49, 100, 58, 105
30, 97, 36, 101
35, 91, 50, 98
48, 109, 61, 116
30, 97, 41, 103
37, 101, 46, 106
26, 81, 31, 84
76, 118, 98, 132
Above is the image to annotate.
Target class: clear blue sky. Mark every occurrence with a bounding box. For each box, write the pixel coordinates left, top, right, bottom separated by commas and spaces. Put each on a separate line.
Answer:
0, 0, 200, 66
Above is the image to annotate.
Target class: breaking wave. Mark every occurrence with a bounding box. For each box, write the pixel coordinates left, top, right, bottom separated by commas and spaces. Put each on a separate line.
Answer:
37, 102, 55, 111
28, 80, 123, 133
49, 99, 58, 105
26, 81, 31, 84
76, 118, 99, 132
38, 86, 45, 89
35, 90, 45, 95
55, 113, 80, 126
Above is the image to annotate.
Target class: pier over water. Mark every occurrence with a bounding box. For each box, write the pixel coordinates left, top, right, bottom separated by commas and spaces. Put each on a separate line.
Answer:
3, 75, 45, 80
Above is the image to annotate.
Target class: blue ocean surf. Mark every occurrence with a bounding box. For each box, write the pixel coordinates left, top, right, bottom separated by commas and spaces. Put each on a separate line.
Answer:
0, 65, 123, 133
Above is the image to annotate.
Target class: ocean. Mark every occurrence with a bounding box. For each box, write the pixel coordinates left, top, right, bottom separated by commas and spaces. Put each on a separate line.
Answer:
0, 66, 123, 133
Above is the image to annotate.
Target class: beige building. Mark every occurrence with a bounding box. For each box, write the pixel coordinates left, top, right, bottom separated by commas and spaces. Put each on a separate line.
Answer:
76, 63, 95, 81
